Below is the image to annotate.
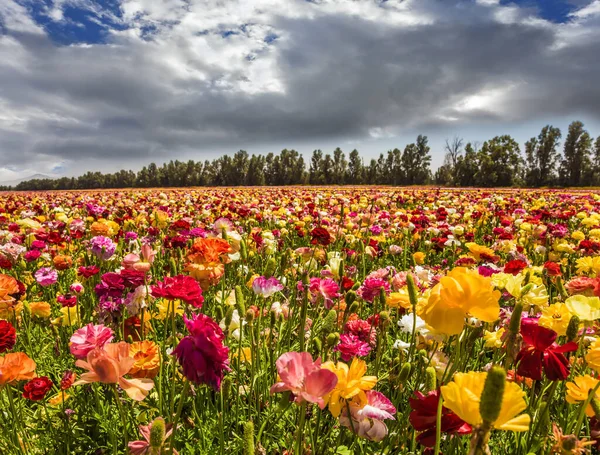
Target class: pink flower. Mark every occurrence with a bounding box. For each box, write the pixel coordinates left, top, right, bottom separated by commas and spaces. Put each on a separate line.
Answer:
565, 277, 597, 296
357, 278, 390, 303
252, 276, 284, 298
270, 352, 338, 408
308, 277, 340, 309
122, 253, 141, 270
128, 418, 177, 455
345, 319, 377, 346
340, 390, 396, 442
34, 267, 58, 287
172, 313, 230, 390
334, 334, 372, 361
69, 323, 114, 360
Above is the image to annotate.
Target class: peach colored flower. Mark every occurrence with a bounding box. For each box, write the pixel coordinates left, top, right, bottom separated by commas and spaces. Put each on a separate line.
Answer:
0, 352, 36, 385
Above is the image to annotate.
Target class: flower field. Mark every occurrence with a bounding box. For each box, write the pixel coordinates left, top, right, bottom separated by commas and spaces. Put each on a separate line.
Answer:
2, 187, 600, 454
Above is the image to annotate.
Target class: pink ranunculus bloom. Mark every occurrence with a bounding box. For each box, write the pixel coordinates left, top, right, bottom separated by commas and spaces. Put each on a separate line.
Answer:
357, 277, 391, 303
69, 323, 114, 360
308, 277, 340, 309
34, 267, 58, 286
334, 333, 372, 361
565, 276, 597, 296
270, 352, 338, 408
122, 253, 141, 270
252, 276, 284, 298
340, 390, 397, 442
128, 418, 177, 455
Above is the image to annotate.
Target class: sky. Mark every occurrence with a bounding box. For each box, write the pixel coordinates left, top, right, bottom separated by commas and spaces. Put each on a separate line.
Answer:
1, 0, 600, 183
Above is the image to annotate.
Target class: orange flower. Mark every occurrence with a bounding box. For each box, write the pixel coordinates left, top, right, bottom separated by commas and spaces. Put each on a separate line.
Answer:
29, 301, 51, 318
53, 255, 73, 271
73, 342, 154, 401
184, 262, 225, 289
129, 341, 160, 379
90, 221, 110, 236
188, 237, 232, 264
0, 274, 19, 306
0, 352, 36, 385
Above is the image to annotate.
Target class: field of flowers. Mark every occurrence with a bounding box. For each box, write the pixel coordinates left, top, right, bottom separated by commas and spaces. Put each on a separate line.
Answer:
2, 187, 600, 454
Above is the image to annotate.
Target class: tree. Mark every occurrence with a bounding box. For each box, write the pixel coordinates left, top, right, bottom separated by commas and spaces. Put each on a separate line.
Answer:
443, 136, 463, 185
475, 135, 522, 187
402, 135, 431, 185
560, 121, 593, 187
309, 150, 324, 184
592, 137, 600, 186
524, 125, 562, 187
346, 149, 363, 184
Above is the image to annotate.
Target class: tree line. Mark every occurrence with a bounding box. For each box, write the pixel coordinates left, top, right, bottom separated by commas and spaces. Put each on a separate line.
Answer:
2, 121, 599, 191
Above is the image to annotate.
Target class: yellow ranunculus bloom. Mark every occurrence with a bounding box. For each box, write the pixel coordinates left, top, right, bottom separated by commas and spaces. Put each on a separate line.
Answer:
413, 252, 425, 265
585, 339, 600, 374
420, 267, 501, 335
441, 371, 530, 431
387, 289, 412, 310
576, 257, 600, 276
153, 299, 184, 321
565, 295, 600, 321
52, 306, 79, 327
29, 301, 51, 319
538, 302, 573, 336
566, 375, 600, 417
483, 328, 505, 349
321, 358, 377, 418
465, 242, 495, 261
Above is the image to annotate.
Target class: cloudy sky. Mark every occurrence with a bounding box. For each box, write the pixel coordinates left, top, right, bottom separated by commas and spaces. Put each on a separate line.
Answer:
1, 0, 600, 182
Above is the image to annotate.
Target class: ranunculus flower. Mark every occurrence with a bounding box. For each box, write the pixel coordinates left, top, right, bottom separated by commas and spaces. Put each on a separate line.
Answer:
89, 236, 117, 260
0, 352, 36, 385
565, 295, 600, 321
340, 390, 396, 442
23, 376, 53, 401
0, 320, 16, 353
129, 340, 160, 379
172, 313, 230, 390
334, 333, 372, 361
270, 352, 338, 408
69, 323, 114, 360
310, 227, 332, 246
308, 277, 340, 309
357, 278, 391, 303
151, 275, 204, 308
34, 267, 58, 287
252, 276, 284, 298
516, 319, 577, 381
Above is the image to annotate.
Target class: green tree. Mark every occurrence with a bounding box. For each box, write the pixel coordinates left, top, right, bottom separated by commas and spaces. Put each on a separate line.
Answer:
475, 135, 522, 187
346, 149, 363, 184
524, 125, 561, 187
560, 121, 593, 187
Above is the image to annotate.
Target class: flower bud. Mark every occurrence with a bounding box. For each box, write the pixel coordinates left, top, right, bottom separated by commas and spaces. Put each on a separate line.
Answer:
245, 309, 255, 324
243, 421, 255, 455
214, 305, 224, 323
425, 367, 436, 392
235, 285, 246, 316
319, 310, 337, 335
240, 239, 248, 261
406, 274, 419, 309
312, 337, 322, 353
509, 302, 524, 335
224, 307, 234, 331
348, 301, 360, 315
398, 362, 412, 383
520, 283, 534, 298
149, 417, 166, 449
566, 315, 580, 342
345, 291, 357, 307
264, 258, 276, 279
480, 366, 506, 424
169, 257, 178, 276
221, 377, 232, 403
379, 311, 390, 323
326, 332, 340, 347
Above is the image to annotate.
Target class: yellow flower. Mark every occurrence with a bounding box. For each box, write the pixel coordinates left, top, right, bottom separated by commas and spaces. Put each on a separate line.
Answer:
465, 242, 495, 261
48, 393, 71, 406
576, 257, 600, 276
565, 295, 600, 322
52, 306, 79, 327
590, 229, 600, 239
483, 328, 505, 349
153, 299, 184, 321
321, 358, 377, 417
413, 252, 425, 265
29, 301, 51, 319
566, 375, 600, 417
538, 302, 573, 336
420, 267, 500, 335
129, 340, 160, 379
572, 231, 586, 241
585, 339, 600, 373
441, 371, 530, 431
387, 289, 412, 310
232, 347, 253, 365
504, 275, 548, 309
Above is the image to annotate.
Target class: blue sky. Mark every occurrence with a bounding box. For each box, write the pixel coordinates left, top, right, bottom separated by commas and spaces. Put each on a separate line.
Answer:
1, 0, 600, 181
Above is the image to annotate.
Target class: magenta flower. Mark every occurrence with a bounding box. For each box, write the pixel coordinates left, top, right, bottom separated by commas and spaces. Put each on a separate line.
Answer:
34, 267, 58, 287
69, 323, 114, 360
340, 390, 396, 442
334, 333, 372, 361
308, 277, 340, 309
173, 313, 230, 390
357, 277, 391, 303
252, 276, 284, 298
89, 236, 117, 260
270, 352, 338, 408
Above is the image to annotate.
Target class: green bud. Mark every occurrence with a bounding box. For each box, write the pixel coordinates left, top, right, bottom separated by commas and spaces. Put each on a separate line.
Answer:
379, 287, 387, 306
240, 239, 248, 261
169, 257, 178, 276
523, 270, 532, 286
348, 301, 360, 315
149, 417, 166, 449
326, 332, 340, 347
425, 367, 436, 392
406, 274, 419, 309
214, 305, 224, 323
312, 337, 322, 353
418, 349, 428, 360
221, 227, 228, 240
398, 362, 412, 383
224, 306, 234, 330
479, 366, 506, 424
264, 257, 277, 278
338, 259, 345, 281
509, 302, 524, 335
319, 310, 337, 335
566, 315, 580, 342
235, 285, 246, 316
556, 277, 568, 300
221, 377, 232, 403
243, 421, 255, 455
520, 283, 534, 298
379, 311, 390, 323
345, 291, 357, 307
245, 309, 255, 324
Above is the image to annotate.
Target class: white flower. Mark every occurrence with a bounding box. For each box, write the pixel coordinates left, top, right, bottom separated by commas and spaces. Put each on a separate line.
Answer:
398, 314, 428, 334
393, 340, 411, 352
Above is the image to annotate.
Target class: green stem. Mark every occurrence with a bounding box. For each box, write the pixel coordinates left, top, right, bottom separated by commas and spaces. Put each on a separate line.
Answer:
169, 379, 190, 455
296, 401, 307, 455
434, 392, 444, 455
112, 384, 129, 452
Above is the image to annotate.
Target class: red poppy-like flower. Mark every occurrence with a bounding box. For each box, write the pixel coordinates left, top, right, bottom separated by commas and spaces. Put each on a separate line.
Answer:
152, 275, 204, 308
172, 313, 230, 390
60, 370, 75, 390
341, 276, 354, 291
78, 265, 100, 279
516, 319, 578, 381
504, 260, 528, 276
57, 294, 77, 308
0, 320, 17, 353
409, 390, 471, 447
310, 227, 332, 246
543, 261, 562, 277
23, 376, 53, 401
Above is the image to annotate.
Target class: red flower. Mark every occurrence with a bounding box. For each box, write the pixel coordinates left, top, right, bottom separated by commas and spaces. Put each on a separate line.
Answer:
0, 320, 16, 353
516, 319, 578, 381
151, 275, 204, 308
409, 390, 471, 447
60, 370, 75, 390
310, 227, 332, 246
23, 377, 53, 401
504, 260, 528, 275
78, 265, 100, 278
341, 276, 354, 291
543, 261, 562, 277
172, 313, 230, 390
57, 294, 77, 308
